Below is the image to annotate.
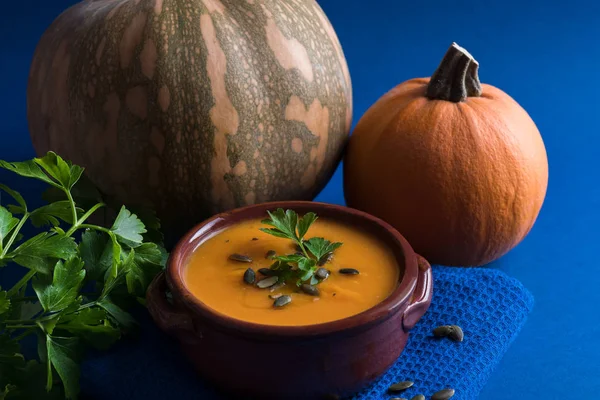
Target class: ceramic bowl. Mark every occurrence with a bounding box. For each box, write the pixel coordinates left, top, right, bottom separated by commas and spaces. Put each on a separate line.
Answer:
147, 201, 433, 399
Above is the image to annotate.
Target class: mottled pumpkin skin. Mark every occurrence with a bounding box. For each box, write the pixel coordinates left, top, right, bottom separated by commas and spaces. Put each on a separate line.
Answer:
28, 0, 352, 242
344, 79, 548, 267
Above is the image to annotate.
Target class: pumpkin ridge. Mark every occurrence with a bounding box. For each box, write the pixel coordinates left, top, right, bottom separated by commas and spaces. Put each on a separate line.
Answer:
28, 0, 352, 244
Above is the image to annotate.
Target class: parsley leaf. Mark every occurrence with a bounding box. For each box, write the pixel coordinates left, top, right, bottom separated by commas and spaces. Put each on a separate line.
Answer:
297, 212, 317, 240
34, 152, 84, 191
42, 173, 103, 212
106, 232, 123, 278
78, 230, 110, 282
297, 257, 317, 272
2, 360, 62, 400
98, 298, 136, 330
0, 290, 9, 316
46, 335, 80, 399
127, 206, 164, 245
304, 237, 343, 261
111, 206, 146, 247
26, 201, 83, 227
100, 260, 127, 300
260, 208, 299, 241
296, 258, 317, 285
37, 315, 60, 336
0, 159, 58, 188
0, 152, 168, 398
5, 285, 42, 321
0, 384, 16, 399
10, 233, 78, 274
32, 257, 86, 312
0, 152, 83, 192
260, 209, 342, 288
273, 254, 305, 264
0, 206, 18, 250
122, 243, 164, 297
0, 335, 24, 368
0, 184, 26, 211
56, 308, 120, 350
298, 267, 316, 283
258, 228, 291, 239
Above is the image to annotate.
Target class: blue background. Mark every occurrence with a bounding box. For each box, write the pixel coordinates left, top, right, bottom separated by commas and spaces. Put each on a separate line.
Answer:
1, 0, 598, 398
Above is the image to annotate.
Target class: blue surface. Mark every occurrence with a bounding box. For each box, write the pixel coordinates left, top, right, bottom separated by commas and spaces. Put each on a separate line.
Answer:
81, 267, 534, 400
0, 0, 599, 398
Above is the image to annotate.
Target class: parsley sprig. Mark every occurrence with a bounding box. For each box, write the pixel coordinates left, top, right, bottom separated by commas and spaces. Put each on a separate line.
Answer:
0, 152, 166, 399
260, 209, 342, 287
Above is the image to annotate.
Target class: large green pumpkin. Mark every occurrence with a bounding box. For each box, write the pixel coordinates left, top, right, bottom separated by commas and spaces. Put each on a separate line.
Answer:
27, 0, 352, 241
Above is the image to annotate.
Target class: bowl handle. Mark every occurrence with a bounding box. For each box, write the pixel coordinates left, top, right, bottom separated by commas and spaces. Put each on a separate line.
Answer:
146, 272, 195, 337
402, 255, 433, 332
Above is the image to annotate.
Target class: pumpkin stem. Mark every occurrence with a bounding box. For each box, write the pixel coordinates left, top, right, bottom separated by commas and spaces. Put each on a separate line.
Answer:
426, 43, 483, 102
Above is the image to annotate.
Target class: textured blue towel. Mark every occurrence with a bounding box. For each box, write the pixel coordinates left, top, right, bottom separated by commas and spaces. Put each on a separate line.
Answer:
80, 267, 533, 400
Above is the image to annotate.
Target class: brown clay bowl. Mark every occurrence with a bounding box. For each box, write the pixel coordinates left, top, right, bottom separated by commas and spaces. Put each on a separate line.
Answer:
146, 201, 433, 400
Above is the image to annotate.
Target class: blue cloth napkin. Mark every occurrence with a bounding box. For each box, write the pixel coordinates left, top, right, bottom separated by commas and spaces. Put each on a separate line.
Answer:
80, 266, 533, 400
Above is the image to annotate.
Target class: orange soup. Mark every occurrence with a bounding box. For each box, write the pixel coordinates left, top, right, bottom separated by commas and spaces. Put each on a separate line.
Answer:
184, 218, 400, 326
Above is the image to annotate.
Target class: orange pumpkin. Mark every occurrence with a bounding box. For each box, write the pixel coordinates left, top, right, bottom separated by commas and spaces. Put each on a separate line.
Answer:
344, 43, 548, 267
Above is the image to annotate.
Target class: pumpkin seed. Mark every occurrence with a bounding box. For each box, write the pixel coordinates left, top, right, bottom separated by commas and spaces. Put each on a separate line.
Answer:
316, 268, 330, 280
410, 395, 425, 400
269, 293, 282, 300
258, 268, 275, 276
388, 381, 414, 393
229, 253, 252, 263
256, 276, 279, 288
265, 250, 277, 259
433, 325, 453, 337
273, 295, 292, 308
448, 325, 464, 342
431, 388, 455, 400
243, 268, 256, 285
318, 252, 334, 266
300, 284, 320, 296
270, 281, 285, 292
339, 268, 360, 275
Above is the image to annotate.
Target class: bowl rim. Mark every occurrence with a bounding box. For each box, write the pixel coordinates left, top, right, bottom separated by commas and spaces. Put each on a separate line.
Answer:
166, 201, 419, 338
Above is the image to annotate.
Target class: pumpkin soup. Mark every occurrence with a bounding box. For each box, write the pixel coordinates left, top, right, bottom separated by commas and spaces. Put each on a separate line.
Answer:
184, 212, 400, 326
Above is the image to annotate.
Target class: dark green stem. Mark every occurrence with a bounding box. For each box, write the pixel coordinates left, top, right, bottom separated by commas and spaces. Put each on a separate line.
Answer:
297, 240, 312, 260
12, 292, 97, 303
65, 190, 78, 228
79, 224, 111, 234
7, 270, 36, 297
78, 302, 97, 311
12, 328, 36, 341
426, 42, 483, 102
5, 324, 35, 330
1, 213, 29, 257
65, 202, 105, 236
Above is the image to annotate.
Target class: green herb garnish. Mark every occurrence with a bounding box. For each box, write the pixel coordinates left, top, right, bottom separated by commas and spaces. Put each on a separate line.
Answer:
260, 209, 342, 287
0, 152, 166, 399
